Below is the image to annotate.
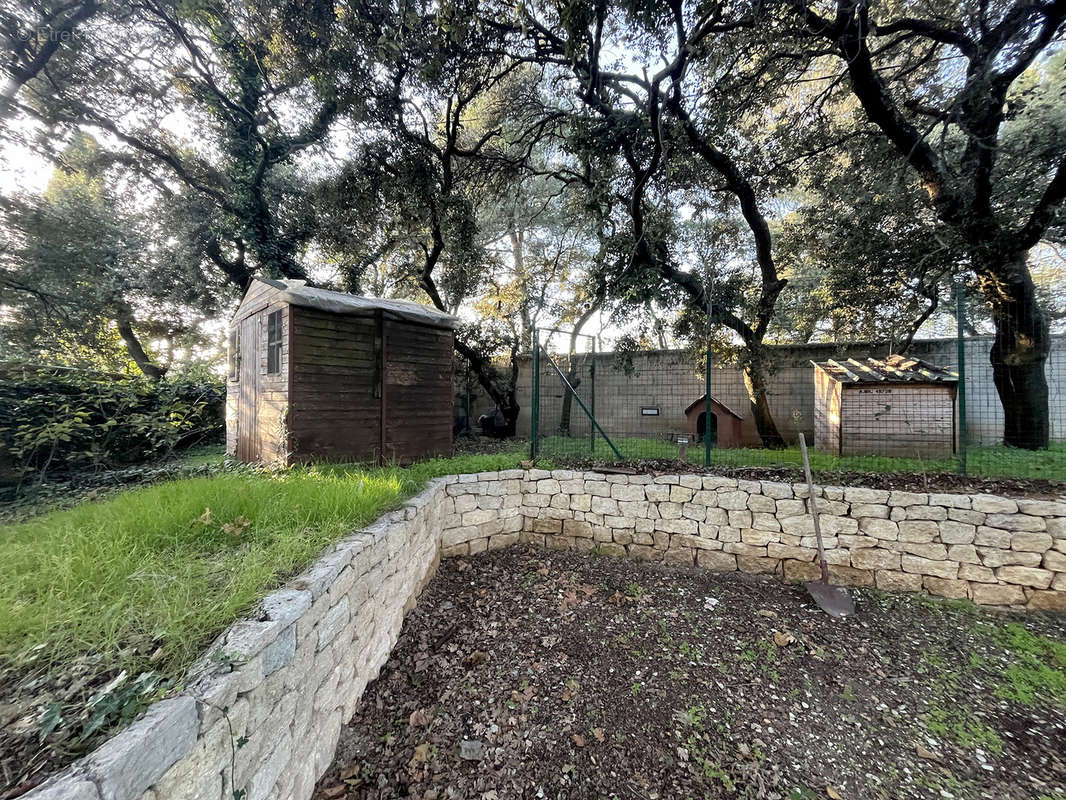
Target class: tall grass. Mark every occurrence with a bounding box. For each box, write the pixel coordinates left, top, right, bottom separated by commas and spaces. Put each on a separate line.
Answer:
0, 450, 526, 683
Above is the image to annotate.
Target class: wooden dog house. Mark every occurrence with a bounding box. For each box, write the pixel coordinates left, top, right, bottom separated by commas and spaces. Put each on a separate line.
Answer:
812, 354, 958, 457
683, 395, 744, 448
226, 276, 456, 465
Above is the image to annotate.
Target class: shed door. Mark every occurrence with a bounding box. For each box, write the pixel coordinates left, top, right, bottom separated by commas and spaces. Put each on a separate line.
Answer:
237, 313, 260, 461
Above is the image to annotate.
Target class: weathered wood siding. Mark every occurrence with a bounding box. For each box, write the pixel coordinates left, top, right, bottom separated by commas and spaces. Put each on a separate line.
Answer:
227, 282, 290, 464
287, 306, 381, 462
840, 383, 955, 457
813, 368, 841, 455
382, 318, 454, 463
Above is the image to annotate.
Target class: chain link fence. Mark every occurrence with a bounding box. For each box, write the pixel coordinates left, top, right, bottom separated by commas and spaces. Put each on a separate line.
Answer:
526, 293, 1066, 482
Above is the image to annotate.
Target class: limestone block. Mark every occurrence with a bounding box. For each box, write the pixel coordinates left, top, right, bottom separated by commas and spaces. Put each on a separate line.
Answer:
570, 494, 591, 512
628, 544, 661, 561
737, 555, 779, 574
489, 533, 520, 550
655, 518, 699, 535
958, 563, 996, 583
596, 543, 627, 557
747, 494, 776, 513
611, 483, 646, 501
704, 507, 728, 525
670, 485, 695, 503
549, 494, 570, 510
659, 501, 682, 520
767, 543, 816, 561
672, 534, 718, 551
986, 513, 1046, 532
995, 566, 1053, 589
1048, 518, 1066, 538
939, 521, 976, 545
727, 509, 753, 529
900, 555, 958, 579
783, 559, 821, 582
898, 520, 939, 543
738, 480, 763, 494
972, 495, 1018, 513
559, 479, 585, 494
929, 493, 971, 509
974, 526, 1012, 548
645, 484, 671, 502
717, 490, 750, 510
664, 547, 695, 565
827, 565, 874, 587
971, 583, 1026, 606
858, 518, 899, 541
946, 544, 981, 564
441, 543, 469, 558
86, 697, 197, 800
844, 487, 890, 504
923, 577, 969, 599
1011, 531, 1053, 552
1017, 500, 1066, 517
948, 508, 985, 525
851, 548, 900, 571
317, 598, 350, 652
776, 499, 806, 517
751, 512, 781, 532
263, 588, 312, 628
692, 490, 719, 506
1054, 573, 1066, 591
653, 474, 680, 485
562, 519, 593, 538
906, 505, 947, 521
760, 481, 793, 499
851, 503, 889, 519
724, 542, 768, 557
1044, 550, 1066, 571
838, 534, 877, 549
703, 476, 737, 490
888, 491, 928, 507
741, 529, 777, 546
978, 547, 1041, 568
698, 550, 737, 571
586, 480, 610, 497
19, 776, 99, 800
1027, 591, 1066, 612
875, 570, 923, 592
454, 494, 478, 514
817, 500, 849, 517
619, 500, 650, 518
524, 493, 550, 508
681, 503, 706, 522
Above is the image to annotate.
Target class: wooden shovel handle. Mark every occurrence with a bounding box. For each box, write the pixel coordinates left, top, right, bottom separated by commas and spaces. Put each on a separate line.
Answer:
798, 433, 829, 584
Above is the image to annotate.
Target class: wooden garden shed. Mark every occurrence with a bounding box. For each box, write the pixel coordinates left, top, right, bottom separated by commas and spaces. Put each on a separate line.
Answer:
683, 394, 745, 448
226, 276, 456, 465
812, 355, 958, 457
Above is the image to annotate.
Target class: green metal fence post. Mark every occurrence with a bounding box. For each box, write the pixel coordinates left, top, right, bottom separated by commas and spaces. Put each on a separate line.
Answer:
531, 329, 540, 460
590, 337, 596, 456
955, 281, 968, 475
705, 292, 712, 468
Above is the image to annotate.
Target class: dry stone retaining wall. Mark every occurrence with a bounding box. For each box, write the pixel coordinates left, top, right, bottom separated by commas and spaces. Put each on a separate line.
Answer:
440, 469, 1066, 612
27, 471, 1065, 800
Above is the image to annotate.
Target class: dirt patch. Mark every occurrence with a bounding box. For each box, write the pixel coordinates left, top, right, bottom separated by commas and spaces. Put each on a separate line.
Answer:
552, 457, 1066, 499
316, 547, 1066, 800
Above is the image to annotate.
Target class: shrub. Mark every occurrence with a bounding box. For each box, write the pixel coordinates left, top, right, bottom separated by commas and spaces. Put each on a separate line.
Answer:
0, 364, 224, 486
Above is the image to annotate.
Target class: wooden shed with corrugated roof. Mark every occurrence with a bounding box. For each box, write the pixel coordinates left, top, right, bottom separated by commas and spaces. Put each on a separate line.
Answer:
812, 354, 958, 457
226, 276, 456, 465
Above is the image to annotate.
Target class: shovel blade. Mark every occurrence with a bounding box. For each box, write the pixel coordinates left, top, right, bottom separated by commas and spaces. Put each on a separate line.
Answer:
805, 580, 855, 618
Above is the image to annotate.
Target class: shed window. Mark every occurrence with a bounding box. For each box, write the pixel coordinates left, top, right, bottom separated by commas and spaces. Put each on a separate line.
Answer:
267, 310, 283, 374
228, 329, 239, 380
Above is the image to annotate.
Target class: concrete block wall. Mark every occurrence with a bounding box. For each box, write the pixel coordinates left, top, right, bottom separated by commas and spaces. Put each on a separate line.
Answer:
27, 470, 1065, 800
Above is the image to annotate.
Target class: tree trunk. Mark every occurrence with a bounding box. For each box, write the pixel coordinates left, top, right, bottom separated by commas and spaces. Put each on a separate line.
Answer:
742, 346, 786, 449
974, 251, 1050, 449
115, 310, 167, 380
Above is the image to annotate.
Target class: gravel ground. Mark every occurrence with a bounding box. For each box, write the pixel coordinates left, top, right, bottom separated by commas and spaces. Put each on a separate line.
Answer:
316, 547, 1066, 800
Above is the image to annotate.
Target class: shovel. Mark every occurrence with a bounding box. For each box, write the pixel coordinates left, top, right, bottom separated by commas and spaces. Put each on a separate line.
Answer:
798, 433, 855, 618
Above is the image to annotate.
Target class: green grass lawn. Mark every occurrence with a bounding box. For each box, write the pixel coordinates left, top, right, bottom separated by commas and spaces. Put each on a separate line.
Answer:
536, 436, 1066, 481
0, 449, 527, 687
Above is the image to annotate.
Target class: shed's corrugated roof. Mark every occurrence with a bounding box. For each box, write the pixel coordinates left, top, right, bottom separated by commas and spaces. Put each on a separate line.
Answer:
254, 276, 457, 329
811, 354, 958, 385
